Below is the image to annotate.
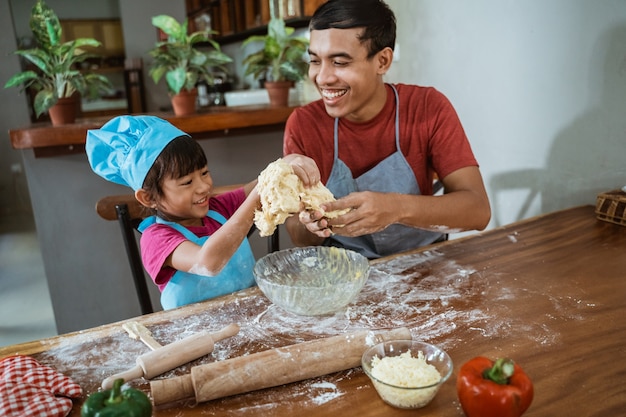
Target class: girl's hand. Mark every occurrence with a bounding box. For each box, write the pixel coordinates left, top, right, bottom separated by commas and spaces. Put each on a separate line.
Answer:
282, 154, 321, 187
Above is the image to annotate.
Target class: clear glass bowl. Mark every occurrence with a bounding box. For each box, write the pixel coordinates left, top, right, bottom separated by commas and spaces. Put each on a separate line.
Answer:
361, 340, 453, 409
253, 246, 370, 315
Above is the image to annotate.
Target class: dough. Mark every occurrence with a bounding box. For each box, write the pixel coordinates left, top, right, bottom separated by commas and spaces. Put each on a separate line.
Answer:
254, 158, 348, 236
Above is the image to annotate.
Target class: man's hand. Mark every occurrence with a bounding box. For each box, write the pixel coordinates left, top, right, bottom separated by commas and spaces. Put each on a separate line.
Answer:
298, 209, 333, 238
289, 166, 491, 246
298, 191, 396, 238
323, 191, 397, 236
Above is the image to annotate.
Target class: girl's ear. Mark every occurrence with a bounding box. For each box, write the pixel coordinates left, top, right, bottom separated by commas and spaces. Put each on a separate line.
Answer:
135, 189, 156, 209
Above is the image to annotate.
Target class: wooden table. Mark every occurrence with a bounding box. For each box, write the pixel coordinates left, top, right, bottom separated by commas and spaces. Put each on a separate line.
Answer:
2, 205, 625, 416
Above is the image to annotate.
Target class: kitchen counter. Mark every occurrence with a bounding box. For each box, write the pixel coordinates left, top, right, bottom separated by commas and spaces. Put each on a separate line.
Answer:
1, 205, 625, 416
9, 105, 297, 157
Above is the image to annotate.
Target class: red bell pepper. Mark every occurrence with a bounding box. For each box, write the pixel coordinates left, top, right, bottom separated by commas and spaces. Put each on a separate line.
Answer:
457, 357, 533, 417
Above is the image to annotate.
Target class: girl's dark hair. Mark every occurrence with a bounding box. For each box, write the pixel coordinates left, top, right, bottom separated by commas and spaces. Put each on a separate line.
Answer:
142, 135, 207, 201
309, 0, 396, 59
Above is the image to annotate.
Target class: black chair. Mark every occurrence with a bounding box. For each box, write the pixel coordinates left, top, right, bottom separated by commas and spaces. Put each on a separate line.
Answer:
95, 186, 279, 315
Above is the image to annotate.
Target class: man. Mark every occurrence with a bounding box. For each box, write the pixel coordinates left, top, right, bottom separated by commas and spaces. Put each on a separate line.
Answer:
283, 0, 491, 259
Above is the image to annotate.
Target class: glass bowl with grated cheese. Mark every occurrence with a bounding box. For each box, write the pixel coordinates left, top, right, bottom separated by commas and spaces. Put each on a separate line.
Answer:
361, 340, 453, 409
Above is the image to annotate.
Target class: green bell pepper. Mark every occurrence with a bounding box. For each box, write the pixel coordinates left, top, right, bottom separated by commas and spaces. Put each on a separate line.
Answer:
81, 378, 152, 417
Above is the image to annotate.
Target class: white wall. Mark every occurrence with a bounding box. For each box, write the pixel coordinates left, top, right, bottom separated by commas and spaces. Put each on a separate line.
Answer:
386, 0, 626, 228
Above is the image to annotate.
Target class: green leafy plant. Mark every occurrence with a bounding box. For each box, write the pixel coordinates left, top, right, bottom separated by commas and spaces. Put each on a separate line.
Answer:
3, 0, 113, 117
148, 15, 232, 95
242, 17, 309, 83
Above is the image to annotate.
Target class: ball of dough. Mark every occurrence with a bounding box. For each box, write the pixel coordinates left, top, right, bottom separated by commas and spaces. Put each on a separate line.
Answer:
254, 158, 348, 236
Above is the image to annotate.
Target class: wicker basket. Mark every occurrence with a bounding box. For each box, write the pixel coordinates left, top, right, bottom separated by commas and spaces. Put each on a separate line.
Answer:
595, 189, 626, 226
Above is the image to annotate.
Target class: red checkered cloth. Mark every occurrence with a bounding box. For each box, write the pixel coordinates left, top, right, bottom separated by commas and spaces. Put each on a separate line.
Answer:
0, 355, 82, 417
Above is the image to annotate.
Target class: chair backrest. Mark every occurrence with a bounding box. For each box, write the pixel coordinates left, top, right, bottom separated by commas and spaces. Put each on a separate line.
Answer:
95, 185, 279, 314
96, 194, 154, 314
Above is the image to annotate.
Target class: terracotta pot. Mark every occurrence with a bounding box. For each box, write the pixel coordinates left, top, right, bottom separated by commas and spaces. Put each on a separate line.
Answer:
48, 96, 79, 126
264, 81, 293, 107
171, 89, 198, 116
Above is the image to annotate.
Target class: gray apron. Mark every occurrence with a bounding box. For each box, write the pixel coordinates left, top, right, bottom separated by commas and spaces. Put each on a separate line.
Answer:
139, 211, 256, 310
325, 84, 443, 259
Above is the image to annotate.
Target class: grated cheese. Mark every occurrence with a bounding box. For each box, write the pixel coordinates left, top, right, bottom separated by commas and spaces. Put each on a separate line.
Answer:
370, 350, 441, 408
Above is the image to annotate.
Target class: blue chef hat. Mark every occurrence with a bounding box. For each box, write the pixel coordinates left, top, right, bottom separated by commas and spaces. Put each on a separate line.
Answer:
86, 115, 189, 191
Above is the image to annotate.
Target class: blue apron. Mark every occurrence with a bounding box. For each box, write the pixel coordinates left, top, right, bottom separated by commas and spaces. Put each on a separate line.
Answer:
139, 211, 256, 310
325, 84, 443, 259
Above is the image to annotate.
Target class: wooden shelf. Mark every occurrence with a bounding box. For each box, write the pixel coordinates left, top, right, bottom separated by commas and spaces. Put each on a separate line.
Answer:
214, 16, 310, 44
9, 105, 298, 158
186, 0, 324, 45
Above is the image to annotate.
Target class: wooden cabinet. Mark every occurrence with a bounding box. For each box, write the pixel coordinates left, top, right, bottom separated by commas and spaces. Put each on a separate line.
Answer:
186, 0, 327, 43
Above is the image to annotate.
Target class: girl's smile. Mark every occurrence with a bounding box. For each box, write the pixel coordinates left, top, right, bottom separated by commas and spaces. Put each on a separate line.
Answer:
156, 167, 214, 223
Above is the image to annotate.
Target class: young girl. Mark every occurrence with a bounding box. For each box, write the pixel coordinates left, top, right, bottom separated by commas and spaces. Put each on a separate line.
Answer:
86, 115, 320, 310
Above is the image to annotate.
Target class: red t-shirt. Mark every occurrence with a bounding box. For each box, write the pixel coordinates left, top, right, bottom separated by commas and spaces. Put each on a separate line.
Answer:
283, 83, 478, 195
139, 188, 246, 291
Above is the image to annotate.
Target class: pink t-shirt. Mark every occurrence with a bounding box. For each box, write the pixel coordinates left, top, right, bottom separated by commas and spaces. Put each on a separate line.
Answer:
139, 188, 246, 291
284, 83, 478, 195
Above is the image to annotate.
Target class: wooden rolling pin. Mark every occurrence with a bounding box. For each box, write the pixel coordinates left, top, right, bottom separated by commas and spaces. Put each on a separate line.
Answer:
151, 327, 411, 406
102, 323, 239, 389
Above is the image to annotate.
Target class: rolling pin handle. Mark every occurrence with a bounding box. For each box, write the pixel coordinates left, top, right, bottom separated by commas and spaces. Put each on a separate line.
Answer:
101, 365, 143, 390
211, 323, 240, 342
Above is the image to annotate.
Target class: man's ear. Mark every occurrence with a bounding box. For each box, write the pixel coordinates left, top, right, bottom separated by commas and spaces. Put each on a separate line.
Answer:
376, 46, 394, 74
135, 189, 155, 209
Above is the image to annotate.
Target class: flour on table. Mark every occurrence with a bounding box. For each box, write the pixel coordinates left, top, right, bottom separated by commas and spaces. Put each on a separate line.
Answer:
28, 249, 578, 412
254, 158, 348, 236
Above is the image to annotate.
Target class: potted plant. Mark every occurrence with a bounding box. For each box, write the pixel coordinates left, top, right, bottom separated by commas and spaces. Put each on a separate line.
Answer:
242, 17, 309, 107
4, 0, 113, 125
148, 15, 233, 116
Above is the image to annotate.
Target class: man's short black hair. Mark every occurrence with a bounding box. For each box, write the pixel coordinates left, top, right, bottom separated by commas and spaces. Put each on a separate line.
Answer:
309, 0, 396, 58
